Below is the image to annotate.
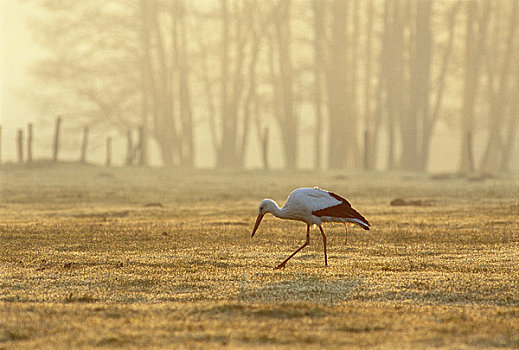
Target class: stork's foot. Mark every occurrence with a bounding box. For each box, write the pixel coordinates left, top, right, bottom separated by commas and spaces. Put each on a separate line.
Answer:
273, 262, 286, 270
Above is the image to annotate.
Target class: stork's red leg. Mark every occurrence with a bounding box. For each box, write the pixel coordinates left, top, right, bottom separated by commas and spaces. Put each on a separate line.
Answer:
319, 225, 328, 267
274, 224, 310, 270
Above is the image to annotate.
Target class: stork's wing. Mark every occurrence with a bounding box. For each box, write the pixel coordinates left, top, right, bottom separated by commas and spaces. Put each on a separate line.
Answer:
283, 188, 370, 230
285, 187, 342, 212
310, 189, 371, 230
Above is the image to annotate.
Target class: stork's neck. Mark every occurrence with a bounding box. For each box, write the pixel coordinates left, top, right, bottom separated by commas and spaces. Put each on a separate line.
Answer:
264, 199, 286, 219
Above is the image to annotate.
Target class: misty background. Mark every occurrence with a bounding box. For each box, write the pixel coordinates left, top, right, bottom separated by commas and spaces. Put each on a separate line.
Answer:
1, 0, 518, 172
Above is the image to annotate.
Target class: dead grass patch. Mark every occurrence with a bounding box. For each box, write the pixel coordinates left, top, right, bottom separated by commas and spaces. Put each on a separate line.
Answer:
0, 167, 517, 348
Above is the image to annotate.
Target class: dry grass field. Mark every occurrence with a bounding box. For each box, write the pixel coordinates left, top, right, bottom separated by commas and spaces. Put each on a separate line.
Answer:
1, 164, 518, 349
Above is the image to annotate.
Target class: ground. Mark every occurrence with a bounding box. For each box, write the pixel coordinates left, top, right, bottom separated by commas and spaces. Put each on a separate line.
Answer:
0, 164, 518, 349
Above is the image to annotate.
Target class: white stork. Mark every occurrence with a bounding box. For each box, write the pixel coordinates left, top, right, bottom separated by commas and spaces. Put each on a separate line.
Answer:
251, 187, 370, 269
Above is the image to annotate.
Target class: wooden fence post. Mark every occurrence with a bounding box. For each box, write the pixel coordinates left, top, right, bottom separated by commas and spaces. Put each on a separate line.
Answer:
16, 129, 24, 163
105, 136, 112, 167
80, 125, 89, 163
27, 123, 33, 164
52, 117, 62, 162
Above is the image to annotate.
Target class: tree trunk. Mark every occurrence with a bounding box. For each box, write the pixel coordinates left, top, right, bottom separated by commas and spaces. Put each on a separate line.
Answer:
140, 0, 174, 166
172, 0, 195, 167
402, 0, 432, 171
371, 0, 391, 172
385, 0, 405, 170
459, 0, 490, 174
312, 0, 325, 169
326, 0, 349, 169
499, 97, 518, 172
236, 2, 261, 167
274, 0, 297, 169
424, 1, 460, 171
364, 0, 375, 170
216, 0, 238, 168
150, 0, 178, 166
479, 1, 517, 173
348, 0, 360, 169
138, 0, 154, 167
499, 81, 518, 172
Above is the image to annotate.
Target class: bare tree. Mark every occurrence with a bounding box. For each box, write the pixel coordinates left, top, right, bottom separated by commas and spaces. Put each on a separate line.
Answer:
311, 0, 327, 169
500, 68, 519, 172
363, 0, 376, 170
325, 0, 349, 169
31, 1, 142, 146
479, 1, 518, 173
211, 0, 264, 168
384, 0, 406, 170
267, 0, 298, 169
172, 0, 195, 167
459, 0, 490, 174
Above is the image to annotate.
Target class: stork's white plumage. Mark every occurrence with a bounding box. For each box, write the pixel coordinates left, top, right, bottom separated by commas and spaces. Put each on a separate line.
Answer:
251, 187, 370, 269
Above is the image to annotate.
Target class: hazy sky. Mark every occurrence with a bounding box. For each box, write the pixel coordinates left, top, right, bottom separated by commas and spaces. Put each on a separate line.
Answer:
1, 1, 41, 160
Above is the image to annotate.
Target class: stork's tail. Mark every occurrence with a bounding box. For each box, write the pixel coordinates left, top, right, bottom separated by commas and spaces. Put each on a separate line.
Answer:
313, 202, 371, 230
343, 205, 370, 230
348, 216, 370, 230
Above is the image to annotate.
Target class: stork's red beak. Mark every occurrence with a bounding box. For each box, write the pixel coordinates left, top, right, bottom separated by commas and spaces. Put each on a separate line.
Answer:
251, 213, 265, 238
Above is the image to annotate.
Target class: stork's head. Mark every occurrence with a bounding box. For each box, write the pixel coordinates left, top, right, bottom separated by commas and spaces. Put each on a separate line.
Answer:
251, 199, 277, 238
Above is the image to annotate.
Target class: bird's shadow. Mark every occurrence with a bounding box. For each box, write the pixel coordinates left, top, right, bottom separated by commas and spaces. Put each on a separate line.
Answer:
238, 274, 362, 304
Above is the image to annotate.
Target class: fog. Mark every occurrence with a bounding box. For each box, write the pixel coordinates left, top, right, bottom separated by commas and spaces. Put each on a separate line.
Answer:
1, 0, 518, 173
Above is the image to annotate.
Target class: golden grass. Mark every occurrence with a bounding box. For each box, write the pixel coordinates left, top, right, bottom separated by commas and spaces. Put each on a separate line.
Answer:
0, 164, 518, 348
